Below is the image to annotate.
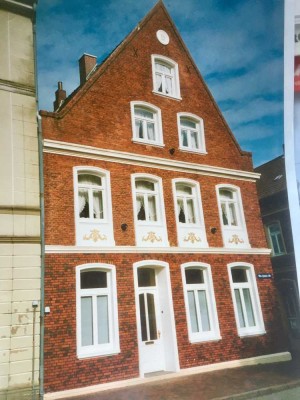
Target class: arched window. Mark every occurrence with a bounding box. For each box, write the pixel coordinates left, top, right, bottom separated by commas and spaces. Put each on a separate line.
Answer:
177, 113, 206, 153
74, 167, 114, 246
175, 182, 197, 224
228, 263, 265, 336
216, 185, 249, 248
181, 263, 220, 342
130, 101, 163, 146
151, 55, 181, 99
76, 264, 120, 358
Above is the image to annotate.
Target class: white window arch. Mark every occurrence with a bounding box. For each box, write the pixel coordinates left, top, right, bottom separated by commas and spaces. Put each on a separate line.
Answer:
131, 174, 168, 247
151, 55, 181, 99
76, 263, 120, 358
181, 262, 221, 343
130, 101, 164, 146
74, 167, 115, 246
228, 262, 265, 336
177, 113, 206, 153
216, 184, 249, 248
172, 179, 208, 248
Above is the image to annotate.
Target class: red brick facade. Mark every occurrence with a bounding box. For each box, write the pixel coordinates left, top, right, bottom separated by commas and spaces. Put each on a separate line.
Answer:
41, 2, 287, 393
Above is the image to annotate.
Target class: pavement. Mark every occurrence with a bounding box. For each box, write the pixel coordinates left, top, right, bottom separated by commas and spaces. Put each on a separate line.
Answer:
59, 351, 300, 400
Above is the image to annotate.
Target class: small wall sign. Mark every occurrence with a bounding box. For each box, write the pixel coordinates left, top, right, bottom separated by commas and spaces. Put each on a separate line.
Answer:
257, 273, 272, 279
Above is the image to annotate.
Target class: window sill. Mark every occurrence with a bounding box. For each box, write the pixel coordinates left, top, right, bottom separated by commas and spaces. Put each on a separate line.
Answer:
179, 147, 207, 155
238, 330, 266, 338
77, 347, 120, 359
152, 90, 182, 101
189, 334, 222, 344
132, 139, 165, 148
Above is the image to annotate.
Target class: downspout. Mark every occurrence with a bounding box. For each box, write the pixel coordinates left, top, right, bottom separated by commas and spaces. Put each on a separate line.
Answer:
32, 1, 45, 399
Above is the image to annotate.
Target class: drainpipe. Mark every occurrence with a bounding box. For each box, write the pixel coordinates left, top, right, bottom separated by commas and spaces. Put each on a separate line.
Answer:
32, 1, 46, 399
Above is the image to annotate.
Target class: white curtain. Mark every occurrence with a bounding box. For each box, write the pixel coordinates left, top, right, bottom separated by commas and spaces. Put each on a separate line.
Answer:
165, 76, 172, 95
190, 131, 198, 148
147, 122, 155, 140
148, 195, 157, 221
93, 191, 103, 219
187, 199, 195, 224
78, 190, 88, 214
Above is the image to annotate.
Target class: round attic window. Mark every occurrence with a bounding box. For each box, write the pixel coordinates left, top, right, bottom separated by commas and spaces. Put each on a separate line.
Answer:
156, 30, 169, 45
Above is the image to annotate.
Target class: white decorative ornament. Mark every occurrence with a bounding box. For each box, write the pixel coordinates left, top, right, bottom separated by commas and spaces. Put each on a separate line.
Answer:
156, 30, 169, 45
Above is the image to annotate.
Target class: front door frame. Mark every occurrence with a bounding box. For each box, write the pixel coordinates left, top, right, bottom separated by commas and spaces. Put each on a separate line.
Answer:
133, 260, 180, 377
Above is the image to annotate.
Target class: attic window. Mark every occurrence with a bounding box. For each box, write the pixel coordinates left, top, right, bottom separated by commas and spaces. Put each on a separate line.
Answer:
151, 55, 181, 99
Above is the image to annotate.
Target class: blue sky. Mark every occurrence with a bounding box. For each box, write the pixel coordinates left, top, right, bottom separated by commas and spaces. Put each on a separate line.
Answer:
37, 0, 284, 167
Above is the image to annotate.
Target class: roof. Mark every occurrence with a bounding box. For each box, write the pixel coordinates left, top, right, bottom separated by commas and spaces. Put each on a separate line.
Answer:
255, 155, 286, 199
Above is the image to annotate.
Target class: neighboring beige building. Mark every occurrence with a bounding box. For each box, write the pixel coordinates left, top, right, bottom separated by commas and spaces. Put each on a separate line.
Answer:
0, 0, 41, 399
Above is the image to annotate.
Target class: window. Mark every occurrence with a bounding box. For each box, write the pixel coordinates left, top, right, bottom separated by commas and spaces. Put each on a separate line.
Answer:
216, 185, 249, 248
181, 263, 220, 342
151, 55, 180, 99
132, 174, 168, 247
266, 222, 286, 256
177, 113, 206, 153
228, 263, 265, 336
173, 179, 208, 247
76, 264, 120, 358
74, 167, 114, 246
130, 102, 163, 146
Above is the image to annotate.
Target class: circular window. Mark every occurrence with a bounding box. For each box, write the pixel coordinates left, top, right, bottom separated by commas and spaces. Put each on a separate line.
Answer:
156, 30, 169, 45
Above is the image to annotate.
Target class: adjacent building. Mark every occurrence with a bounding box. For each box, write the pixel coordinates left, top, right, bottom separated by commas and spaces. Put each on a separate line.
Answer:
41, 2, 289, 396
0, 0, 41, 399
255, 155, 300, 348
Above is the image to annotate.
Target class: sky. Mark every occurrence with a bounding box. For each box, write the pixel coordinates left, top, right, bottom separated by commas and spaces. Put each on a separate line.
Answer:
36, 0, 284, 167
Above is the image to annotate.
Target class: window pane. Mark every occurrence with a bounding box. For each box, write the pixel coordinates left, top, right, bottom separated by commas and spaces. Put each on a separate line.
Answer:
176, 184, 192, 195
221, 203, 228, 225
234, 289, 246, 328
231, 269, 247, 283
81, 297, 93, 346
220, 189, 233, 199
181, 119, 196, 129
243, 289, 255, 327
229, 203, 237, 226
78, 174, 102, 186
147, 293, 157, 340
190, 131, 199, 149
165, 76, 173, 95
136, 180, 155, 191
187, 199, 195, 223
135, 119, 144, 139
181, 130, 188, 147
277, 234, 285, 253
271, 235, 280, 254
139, 294, 147, 341
136, 195, 146, 221
135, 107, 154, 119
177, 198, 186, 223
138, 268, 156, 287
155, 62, 171, 74
185, 269, 204, 284
81, 270, 107, 289
79, 189, 89, 218
188, 291, 199, 333
198, 290, 210, 331
97, 295, 109, 344
148, 195, 157, 221
93, 190, 103, 219
147, 122, 155, 140
155, 73, 163, 92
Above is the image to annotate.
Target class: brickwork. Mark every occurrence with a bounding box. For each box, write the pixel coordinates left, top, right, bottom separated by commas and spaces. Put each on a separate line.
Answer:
41, 1, 287, 394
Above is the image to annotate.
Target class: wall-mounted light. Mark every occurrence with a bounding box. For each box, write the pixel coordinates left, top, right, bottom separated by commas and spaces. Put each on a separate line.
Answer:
121, 223, 128, 231
169, 148, 175, 155
210, 227, 217, 234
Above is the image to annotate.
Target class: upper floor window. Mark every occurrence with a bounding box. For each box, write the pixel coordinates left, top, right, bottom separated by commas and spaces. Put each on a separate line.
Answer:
130, 101, 163, 146
177, 113, 206, 153
181, 263, 221, 343
74, 167, 114, 246
76, 264, 120, 358
176, 183, 197, 224
228, 263, 265, 337
151, 55, 181, 99
266, 222, 286, 256
132, 174, 168, 247
216, 185, 249, 248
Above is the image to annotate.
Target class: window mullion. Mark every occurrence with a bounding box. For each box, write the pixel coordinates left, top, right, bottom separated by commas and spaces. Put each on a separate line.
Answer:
88, 188, 93, 219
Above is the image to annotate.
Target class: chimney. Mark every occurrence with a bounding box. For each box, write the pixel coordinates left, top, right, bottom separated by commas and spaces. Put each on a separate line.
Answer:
53, 81, 66, 111
79, 53, 97, 85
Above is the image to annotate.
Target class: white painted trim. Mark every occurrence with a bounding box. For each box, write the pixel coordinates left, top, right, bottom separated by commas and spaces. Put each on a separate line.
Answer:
45, 245, 271, 255
44, 351, 291, 399
43, 139, 260, 182
177, 112, 206, 154
130, 101, 164, 146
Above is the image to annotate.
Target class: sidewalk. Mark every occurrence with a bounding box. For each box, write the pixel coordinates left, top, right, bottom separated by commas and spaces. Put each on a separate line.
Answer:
53, 351, 300, 400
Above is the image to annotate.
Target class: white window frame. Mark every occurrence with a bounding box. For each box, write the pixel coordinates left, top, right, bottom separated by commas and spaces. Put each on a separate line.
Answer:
177, 112, 206, 154
151, 54, 181, 99
266, 221, 286, 256
181, 262, 221, 343
174, 179, 201, 226
216, 184, 250, 248
228, 262, 265, 337
130, 101, 164, 146
76, 263, 120, 358
73, 166, 115, 246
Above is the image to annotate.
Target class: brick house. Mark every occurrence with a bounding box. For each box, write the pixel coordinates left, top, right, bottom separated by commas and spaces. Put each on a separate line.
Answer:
41, 1, 289, 395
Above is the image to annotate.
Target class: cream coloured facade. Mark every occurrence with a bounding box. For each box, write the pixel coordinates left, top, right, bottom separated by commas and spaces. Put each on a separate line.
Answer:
0, 1, 40, 399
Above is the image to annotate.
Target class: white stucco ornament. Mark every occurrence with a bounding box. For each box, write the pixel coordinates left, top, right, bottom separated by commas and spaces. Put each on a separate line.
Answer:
156, 30, 169, 45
